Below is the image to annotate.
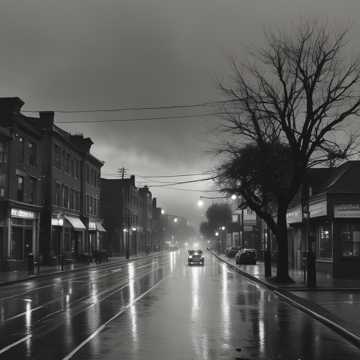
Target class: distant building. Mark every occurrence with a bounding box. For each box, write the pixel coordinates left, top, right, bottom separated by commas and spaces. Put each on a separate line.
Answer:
101, 176, 143, 256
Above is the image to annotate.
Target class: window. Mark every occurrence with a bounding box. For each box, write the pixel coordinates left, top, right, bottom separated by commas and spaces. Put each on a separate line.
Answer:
317, 226, 331, 258
0, 174, 6, 197
76, 191, 80, 210
75, 160, 79, 178
18, 137, 25, 163
28, 142, 37, 166
340, 223, 360, 257
29, 177, 37, 204
71, 159, 75, 177
16, 176, 24, 201
0, 142, 8, 163
66, 154, 70, 173
64, 186, 69, 208
54, 145, 61, 169
86, 165, 90, 184
55, 183, 61, 206
62, 150, 66, 171
70, 189, 74, 209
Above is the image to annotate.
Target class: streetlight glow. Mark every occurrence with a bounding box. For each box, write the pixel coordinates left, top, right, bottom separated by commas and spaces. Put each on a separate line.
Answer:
197, 199, 204, 208
173, 217, 178, 223
215, 231, 219, 237
161, 209, 165, 215
231, 194, 237, 200
221, 226, 226, 231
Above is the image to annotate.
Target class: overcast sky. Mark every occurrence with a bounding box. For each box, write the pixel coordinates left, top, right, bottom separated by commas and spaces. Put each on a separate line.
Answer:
1, 0, 360, 226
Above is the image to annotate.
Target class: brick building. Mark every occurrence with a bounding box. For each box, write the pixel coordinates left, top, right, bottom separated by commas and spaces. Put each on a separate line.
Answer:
0, 98, 43, 270
35, 112, 105, 264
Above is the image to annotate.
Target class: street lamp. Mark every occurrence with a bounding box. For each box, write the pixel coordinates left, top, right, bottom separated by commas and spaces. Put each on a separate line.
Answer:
161, 209, 165, 215
231, 194, 237, 200
197, 199, 204, 208
173, 217, 178, 223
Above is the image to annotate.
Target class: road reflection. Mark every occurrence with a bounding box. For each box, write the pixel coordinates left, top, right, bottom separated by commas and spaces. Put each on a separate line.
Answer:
128, 262, 138, 350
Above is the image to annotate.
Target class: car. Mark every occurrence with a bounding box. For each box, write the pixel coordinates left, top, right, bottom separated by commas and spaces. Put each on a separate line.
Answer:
235, 248, 257, 265
188, 249, 204, 266
225, 246, 242, 258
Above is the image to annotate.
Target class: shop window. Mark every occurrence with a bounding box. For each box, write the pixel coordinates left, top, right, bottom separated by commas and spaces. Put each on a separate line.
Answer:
16, 175, 24, 202
64, 229, 71, 252
54, 145, 61, 169
317, 226, 331, 258
10, 228, 23, 259
28, 142, 37, 166
29, 177, 37, 204
0, 142, 8, 163
340, 223, 360, 257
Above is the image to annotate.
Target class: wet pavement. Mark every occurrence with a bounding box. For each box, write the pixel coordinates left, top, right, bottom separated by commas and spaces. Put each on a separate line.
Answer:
0, 251, 359, 359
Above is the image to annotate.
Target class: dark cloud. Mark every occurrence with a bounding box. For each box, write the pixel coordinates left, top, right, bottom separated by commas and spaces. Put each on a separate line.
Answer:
1, 0, 360, 225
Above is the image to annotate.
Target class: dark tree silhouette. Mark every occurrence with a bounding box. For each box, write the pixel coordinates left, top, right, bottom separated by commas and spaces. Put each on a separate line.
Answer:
217, 22, 360, 282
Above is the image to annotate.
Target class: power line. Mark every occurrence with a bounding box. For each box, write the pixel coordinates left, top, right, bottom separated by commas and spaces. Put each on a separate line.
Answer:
55, 112, 226, 124
102, 171, 214, 178
148, 176, 217, 187
22, 99, 235, 114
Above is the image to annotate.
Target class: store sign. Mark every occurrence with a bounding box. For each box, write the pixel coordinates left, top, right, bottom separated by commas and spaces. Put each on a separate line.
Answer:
287, 206, 302, 224
88, 222, 96, 230
309, 201, 327, 218
334, 203, 360, 218
11, 208, 35, 219
51, 218, 64, 226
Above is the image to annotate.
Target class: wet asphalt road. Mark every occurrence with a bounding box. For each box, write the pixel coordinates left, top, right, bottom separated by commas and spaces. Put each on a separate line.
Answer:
0, 251, 360, 359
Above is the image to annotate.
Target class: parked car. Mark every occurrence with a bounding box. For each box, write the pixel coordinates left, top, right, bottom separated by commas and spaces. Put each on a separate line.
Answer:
188, 249, 204, 266
235, 248, 257, 265
225, 246, 242, 258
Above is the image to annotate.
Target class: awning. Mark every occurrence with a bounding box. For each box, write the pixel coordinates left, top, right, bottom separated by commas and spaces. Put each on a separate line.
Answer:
64, 216, 86, 231
96, 222, 106, 232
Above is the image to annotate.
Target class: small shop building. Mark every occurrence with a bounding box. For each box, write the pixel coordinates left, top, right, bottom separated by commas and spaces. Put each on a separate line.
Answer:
287, 161, 360, 278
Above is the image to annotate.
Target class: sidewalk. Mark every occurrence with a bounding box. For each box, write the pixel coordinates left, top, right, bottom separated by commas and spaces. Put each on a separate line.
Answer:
211, 251, 360, 348
0, 252, 161, 287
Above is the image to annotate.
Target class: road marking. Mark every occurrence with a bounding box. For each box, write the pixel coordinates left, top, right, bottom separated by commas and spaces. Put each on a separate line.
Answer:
0, 335, 32, 355
62, 275, 169, 360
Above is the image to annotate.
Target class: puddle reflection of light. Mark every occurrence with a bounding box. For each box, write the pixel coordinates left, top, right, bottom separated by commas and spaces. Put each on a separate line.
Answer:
169, 251, 176, 272
25, 301, 31, 332
191, 268, 200, 320
128, 263, 138, 348
221, 264, 230, 339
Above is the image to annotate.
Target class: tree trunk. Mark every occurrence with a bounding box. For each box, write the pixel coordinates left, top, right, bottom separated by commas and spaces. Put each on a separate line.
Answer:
275, 206, 294, 283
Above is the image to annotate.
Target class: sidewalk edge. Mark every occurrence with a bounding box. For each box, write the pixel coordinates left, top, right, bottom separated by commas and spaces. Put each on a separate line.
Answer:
209, 250, 360, 350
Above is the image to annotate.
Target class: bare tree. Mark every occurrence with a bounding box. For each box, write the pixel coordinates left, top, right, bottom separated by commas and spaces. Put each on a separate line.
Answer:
217, 22, 360, 282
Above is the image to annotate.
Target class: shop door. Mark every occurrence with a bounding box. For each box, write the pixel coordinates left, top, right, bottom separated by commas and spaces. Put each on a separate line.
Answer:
24, 229, 33, 256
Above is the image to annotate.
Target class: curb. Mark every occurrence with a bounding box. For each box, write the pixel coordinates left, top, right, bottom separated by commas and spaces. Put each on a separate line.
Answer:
209, 250, 360, 350
0, 252, 163, 288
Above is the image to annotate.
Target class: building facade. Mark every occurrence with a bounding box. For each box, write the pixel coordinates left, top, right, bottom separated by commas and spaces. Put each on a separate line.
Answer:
285, 162, 360, 278
35, 113, 105, 264
0, 98, 43, 270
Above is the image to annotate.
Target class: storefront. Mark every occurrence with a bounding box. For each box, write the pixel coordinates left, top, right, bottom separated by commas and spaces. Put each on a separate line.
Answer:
88, 220, 106, 254
5, 207, 40, 270
50, 214, 86, 260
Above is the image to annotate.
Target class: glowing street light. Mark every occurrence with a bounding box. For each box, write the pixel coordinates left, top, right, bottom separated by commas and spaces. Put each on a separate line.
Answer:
231, 194, 237, 200
173, 217, 178, 223
215, 231, 219, 237
221, 226, 226, 231
161, 209, 165, 215
197, 199, 204, 208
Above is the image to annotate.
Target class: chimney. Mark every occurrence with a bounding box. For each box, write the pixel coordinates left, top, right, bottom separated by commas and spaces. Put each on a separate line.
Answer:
152, 197, 157, 208
39, 111, 55, 127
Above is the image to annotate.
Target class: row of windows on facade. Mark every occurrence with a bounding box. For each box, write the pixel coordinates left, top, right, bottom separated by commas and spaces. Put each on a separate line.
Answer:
16, 175, 37, 203
54, 144, 99, 187
16, 135, 37, 166
55, 183, 99, 216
